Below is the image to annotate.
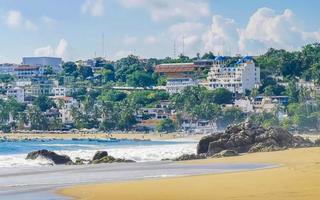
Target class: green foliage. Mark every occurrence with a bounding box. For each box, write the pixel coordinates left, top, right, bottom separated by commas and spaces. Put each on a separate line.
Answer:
212, 88, 233, 104
62, 62, 78, 76
220, 108, 246, 127
0, 74, 14, 83
249, 112, 280, 128
127, 71, 155, 87
99, 90, 127, 102
156, 119, 176, 133
33, 95, 56, 112
79, 65, 93, 79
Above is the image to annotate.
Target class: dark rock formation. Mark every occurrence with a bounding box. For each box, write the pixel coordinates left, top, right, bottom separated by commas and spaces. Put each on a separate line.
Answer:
172, 154, 207, 161
92, 151, 109, 161
26, 149, 73, 165
198, 122, 314, 155
212, 150, 239, 158
91, 155, 135, 164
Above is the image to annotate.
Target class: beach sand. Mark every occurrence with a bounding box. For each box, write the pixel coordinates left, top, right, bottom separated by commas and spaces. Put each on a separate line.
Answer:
1, 132, 202, 141
60, 147, 320, 200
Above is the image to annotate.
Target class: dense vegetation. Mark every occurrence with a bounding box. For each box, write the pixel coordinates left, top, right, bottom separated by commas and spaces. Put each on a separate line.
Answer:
1, 43, 320, 133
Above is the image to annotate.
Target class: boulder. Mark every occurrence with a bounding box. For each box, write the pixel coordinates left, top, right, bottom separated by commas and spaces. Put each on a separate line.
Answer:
173, 154, 207, 161
91, 155, 135, 164
92, 151, 109, 161
197, 122, 315, 155
26, 149, 73, 165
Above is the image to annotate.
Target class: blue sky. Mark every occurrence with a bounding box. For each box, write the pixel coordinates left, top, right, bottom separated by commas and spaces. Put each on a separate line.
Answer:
1, 0, 320, 63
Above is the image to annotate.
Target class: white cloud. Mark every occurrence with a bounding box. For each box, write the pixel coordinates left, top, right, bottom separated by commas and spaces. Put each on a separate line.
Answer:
81, 0, 105, 17
55, 39, 68, 57
34, 39, 68, 58
120, 0, 209, 21
41, 16, 57, 29
202, 15, 239, 55
167, 22, 205, 54
4, 10, 37, 31
202, 8, 320, 56
123, 35, 138, 45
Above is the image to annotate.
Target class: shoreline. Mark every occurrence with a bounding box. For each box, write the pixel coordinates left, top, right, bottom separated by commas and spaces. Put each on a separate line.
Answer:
0, 161, 273, 200
0, 132, 205, 142
60, 147, 320, 200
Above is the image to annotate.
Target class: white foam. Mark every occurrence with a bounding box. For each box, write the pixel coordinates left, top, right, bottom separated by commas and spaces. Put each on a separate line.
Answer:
0, 142, 197, 167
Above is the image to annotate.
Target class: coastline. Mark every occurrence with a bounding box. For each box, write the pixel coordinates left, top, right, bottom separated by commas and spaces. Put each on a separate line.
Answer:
0, 132, 204, 141
60, 147, 320, 200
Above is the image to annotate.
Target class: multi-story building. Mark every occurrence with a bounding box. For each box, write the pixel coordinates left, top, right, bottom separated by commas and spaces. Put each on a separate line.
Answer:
165, 78, 198, 94
206, 56, 260, 93
22, 57, 62, 73
6, 87, 25, 103
14, 65, 42, 79
52, 96, 78, 124
0, 63, 17, 75
155, 63, 198, 94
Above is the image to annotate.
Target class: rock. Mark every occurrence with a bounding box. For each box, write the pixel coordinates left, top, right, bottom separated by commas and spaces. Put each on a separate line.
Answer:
74, 157, 90, 165
173, 154, 207, 161
315, 138, 320, 146
213, 150, 239, 158
92, 151, 109, 161
197, 133, 222, 154
26, 149, 73, 165
91, 155, 135, 164
197, 122, 315, 155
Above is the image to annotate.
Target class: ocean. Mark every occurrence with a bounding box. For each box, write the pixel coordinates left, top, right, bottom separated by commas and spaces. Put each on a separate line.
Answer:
0, 138, 197, 167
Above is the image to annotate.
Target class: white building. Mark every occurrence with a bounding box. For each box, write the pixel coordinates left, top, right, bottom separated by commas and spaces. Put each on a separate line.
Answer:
166, 78, 198, 94
6, 87, 25, 103
52, 96, 78, 124
22, 57, 62, 73
206, 56, 260, 93
52, 86, 68, 97
234, 99, 254, 113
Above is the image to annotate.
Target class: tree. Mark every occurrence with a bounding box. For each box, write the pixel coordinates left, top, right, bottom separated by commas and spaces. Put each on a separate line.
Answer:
0, 74, 14, 83
220, 108, 246, 127
311, 62, 320, 85
127, 71, 155, 87
62, 62, 78, 76
28, 107, 49, 130
33, 95, 56, 112
201, 52, 215, 59
212, 88, 233, 104
79, 65, 93, 79
156, 119, 176, 133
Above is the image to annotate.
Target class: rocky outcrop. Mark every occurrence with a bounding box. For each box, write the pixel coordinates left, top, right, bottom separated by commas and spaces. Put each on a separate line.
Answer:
172, 154, 207, 161
92, 151, 109, 161
26, 149, 73, 165
91, 155, 135, 164
198, 122, 314, 156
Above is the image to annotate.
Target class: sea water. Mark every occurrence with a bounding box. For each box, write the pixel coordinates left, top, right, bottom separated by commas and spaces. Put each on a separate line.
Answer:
0, 138, 197, 167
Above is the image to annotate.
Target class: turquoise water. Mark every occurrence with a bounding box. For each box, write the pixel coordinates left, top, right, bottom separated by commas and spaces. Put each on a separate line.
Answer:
0, 138, 188, 155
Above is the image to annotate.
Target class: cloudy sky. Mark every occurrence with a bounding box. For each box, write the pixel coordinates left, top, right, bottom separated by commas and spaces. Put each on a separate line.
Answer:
1, 0, 320, 63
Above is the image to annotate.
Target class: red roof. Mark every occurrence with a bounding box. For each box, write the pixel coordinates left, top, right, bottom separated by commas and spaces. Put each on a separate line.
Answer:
155, 63, 195, 73
14, 65, 39, 71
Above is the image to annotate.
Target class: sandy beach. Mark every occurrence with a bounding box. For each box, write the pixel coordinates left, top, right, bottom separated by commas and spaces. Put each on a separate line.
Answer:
60, 147, 320, 200
0, 132, 203, 141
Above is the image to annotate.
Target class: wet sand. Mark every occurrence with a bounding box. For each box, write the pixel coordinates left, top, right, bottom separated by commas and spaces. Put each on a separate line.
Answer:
60, 147, 320, 200
0, 161, 272, 200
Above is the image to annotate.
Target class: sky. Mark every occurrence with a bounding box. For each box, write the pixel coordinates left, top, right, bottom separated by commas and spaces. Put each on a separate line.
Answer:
0, 0, 320, 63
